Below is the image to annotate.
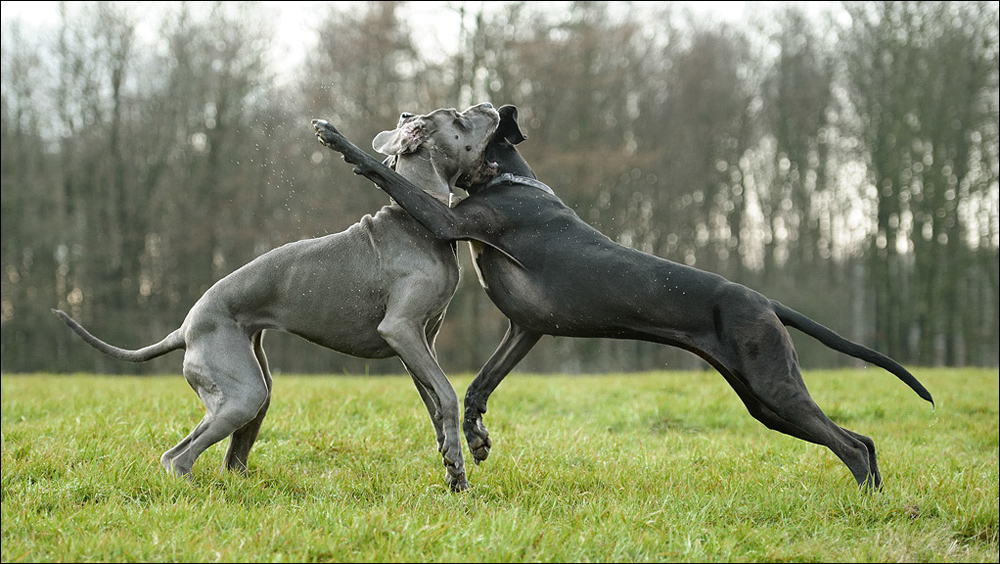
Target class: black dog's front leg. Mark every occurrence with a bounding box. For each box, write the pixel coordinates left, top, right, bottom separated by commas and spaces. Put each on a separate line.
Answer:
464, 321, 543, 464
313, 119, 525, 268
312, 119, 461, 241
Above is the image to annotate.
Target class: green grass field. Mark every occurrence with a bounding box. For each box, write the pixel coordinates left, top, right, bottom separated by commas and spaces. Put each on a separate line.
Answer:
2, 368, 997, 562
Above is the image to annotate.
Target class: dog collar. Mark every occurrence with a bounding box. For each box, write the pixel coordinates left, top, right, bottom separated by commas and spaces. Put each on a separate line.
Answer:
486, 173, 555, 196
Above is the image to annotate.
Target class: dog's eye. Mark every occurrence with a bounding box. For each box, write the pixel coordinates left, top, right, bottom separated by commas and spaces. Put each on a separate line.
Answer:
453, 117, 469, 130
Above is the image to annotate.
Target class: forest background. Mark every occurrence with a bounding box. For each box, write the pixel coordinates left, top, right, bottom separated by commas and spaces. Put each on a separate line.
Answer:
2, 1, 998, 375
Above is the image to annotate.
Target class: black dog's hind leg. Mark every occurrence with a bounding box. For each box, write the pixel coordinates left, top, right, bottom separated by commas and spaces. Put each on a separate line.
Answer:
726, 375, 881, 490
708, 323, 881, 490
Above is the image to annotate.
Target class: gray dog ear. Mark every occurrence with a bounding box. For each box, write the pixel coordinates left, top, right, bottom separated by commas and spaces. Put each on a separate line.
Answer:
373, 118, 426, 156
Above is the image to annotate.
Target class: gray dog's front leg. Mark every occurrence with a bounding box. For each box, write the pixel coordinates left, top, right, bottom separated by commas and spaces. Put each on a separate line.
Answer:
394, 346, 467, 491
404, 365, 447, 451
379, 309, 468, 491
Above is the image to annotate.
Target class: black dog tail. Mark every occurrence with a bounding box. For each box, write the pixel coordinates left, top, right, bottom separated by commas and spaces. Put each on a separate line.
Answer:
52, 309, 185, 363
771, 301, 934, 407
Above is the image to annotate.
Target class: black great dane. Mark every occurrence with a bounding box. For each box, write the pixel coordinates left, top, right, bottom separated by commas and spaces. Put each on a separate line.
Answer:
313, 105, 933, 491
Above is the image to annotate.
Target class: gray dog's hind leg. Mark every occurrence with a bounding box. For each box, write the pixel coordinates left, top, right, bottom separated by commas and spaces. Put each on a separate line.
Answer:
161, 419, 208, 477
463, 321, 543, 464
160, 329, 270, 478
223, 331, 274, 474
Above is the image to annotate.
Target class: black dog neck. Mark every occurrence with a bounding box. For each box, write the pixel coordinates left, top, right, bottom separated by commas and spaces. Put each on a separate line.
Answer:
467, 143, 538, 195
483, 173, 555, 196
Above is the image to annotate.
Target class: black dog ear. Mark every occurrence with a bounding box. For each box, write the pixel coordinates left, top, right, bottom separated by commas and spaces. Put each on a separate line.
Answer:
497, 105, 526, 145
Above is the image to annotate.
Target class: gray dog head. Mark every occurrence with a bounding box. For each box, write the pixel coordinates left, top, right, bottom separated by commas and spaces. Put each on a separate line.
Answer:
373, 103, 501, 194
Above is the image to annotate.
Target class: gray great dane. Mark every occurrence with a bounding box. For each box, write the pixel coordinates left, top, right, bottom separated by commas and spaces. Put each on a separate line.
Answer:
54, 102, 501, 491
312, 104, 934, 491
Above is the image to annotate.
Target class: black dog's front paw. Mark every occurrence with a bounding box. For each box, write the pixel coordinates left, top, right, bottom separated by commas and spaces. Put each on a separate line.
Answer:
464, 416, 493, 464
311, 119, 371, 171
311, 119, 342, 149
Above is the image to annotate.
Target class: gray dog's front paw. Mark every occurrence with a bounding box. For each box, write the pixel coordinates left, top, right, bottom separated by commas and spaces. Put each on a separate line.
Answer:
445, 468, 471, 492
442, 452, 470, 492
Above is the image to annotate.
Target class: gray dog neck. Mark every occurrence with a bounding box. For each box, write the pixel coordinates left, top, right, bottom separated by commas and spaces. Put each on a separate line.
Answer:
387, 153, 453, 201
485, 173, 555, 195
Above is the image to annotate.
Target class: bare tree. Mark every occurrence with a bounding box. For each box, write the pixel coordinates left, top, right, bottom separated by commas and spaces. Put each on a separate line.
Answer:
2, 1, 995, 374
842, 0, 999, 365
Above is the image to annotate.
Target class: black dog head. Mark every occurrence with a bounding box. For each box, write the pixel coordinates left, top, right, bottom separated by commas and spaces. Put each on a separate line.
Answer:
465, 105, 537, 195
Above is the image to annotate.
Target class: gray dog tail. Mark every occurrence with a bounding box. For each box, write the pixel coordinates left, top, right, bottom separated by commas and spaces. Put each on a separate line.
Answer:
771, 301, 934, 407
52, 309, 185, 363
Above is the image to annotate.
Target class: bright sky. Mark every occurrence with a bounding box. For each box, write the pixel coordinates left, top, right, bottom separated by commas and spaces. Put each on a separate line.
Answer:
1, 0, 778, 89
1, 1, 763, 66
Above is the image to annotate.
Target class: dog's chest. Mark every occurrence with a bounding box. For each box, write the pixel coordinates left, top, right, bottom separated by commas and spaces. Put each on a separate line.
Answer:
468, 242, 489, 289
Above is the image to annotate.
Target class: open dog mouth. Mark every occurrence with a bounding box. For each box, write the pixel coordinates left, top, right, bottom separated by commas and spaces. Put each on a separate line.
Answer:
457, 159, 499, 189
